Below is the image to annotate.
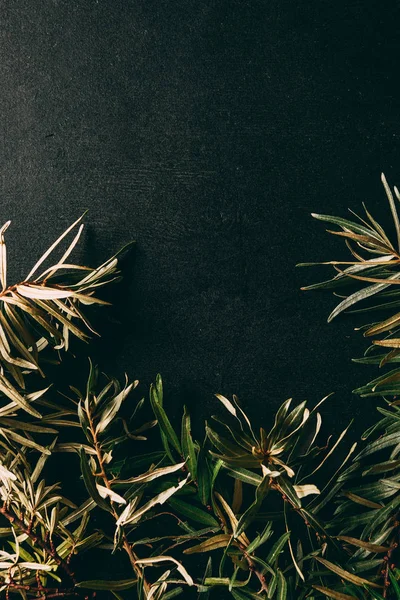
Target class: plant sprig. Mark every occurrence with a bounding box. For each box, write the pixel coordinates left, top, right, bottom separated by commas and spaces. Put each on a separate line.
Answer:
0, 193, 399, 599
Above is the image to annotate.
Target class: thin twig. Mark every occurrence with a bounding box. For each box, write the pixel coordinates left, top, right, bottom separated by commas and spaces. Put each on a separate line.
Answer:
6, 582, 85, 599
0, 504, 76, 584
87, 410, 151, 596
243, 550, 269, 593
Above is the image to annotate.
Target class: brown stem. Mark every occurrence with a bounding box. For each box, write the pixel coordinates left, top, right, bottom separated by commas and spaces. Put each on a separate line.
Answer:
382, 541, 398, 598
0, 505, 76, 584
87, 410, 150, 595
6, 582, 85, 599
243, 551, 269, 593
36, 594, 82, 600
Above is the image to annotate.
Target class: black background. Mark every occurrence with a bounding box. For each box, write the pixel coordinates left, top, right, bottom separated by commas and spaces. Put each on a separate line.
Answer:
1, 0, 400, 438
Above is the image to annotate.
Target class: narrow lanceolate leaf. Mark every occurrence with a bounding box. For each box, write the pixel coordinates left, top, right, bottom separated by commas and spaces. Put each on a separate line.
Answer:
0, 429, 51, 455
276, 569, 287, 600
312, 585, 357, 600
293, 484, 320, 498
275, 477, 301, 509
365, 311, 400, 337
116, 476, 189, 526
42, 223, 85, 280
373, 338, 400, 349
15, 285, 76, 300
382, 173, 400, 251
266, 532, 291, 565
25, 214, 85, 281
79, 447, 111, 512
0, 221, 10, 292
150, 383, 181, 455
61, 498, 96, 527
314, 557, 380, 588
245, 523, 273, 554
327, 274, 400, 323
134, 556, 193, 586
232, 478, 242, 513
389, 570, 400, 597
215, 493, 249, 547
230, 589, 260, 599
355, 431, 400, 460
168, 497, 219, 527
181, 406, 197, 480
310, 213, 381, 238
234, 470, 271, 538
205, 425, 245, 457
19, 562, 53, 571
96, 384, 133, 434
341, 491, 382, 509
183, 534, 233, 555
215, 394, 237, 417
224, 466, 262, 487
0, 374, 42, 419
336, 536, 389, 553
362, 459, 400, 475
96, 484, 126, 505
76, 579, 137, 591
197, 448, 211, 505
0, 464, 16, 481
0, 418, 57, 434
117, 461, 185, 485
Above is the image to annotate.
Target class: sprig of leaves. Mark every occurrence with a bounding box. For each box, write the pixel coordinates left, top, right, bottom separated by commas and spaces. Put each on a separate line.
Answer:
0, 216, 131, 451
299, 174, 400, 400
1, 194, 400, 599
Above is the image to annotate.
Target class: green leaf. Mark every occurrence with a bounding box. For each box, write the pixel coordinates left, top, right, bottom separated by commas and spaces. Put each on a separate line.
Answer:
134, 556, 193, 586
276, 477, 301, 509
336, 536, 388, 553
312, 585, 358, 599
168, 497, 219, 527
183, 534, 232, 555
246, 522, 273, 553
0, 418, 57, 434
116, 461, 185, 485
276, 569, 287, 600
96, 382, 133, 434
117, 476, 189, 526
197, 448, 211, 506
224, 466, 262, 487
311, 212, 382, 238
389, 570, 400, 597
162, 588, 184, 599
265, 532, 291, 565
230, 589, 261, 600
206, 425, 246, 457
355, 432, 400, 460
234, 470, 271, 538
155, 373, 163, 404
181, 406, 197, 479
150, 383, 181, 455
197, 557, 212, 599
327, 277, 400, 323
362, 459, 400, 475
381, 173, 400, 251
78, 447, 111, 512
0, 428, 51, 455
76, 579, 137, 591
314, 557, 380, 589
0, 374, 42, 419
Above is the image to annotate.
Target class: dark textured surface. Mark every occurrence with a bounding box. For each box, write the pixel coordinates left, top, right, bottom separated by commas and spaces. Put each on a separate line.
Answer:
1, 1, 400, 435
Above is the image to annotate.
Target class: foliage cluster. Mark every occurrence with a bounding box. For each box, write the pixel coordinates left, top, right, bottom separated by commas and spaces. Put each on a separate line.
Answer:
0, 178, 400, 599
